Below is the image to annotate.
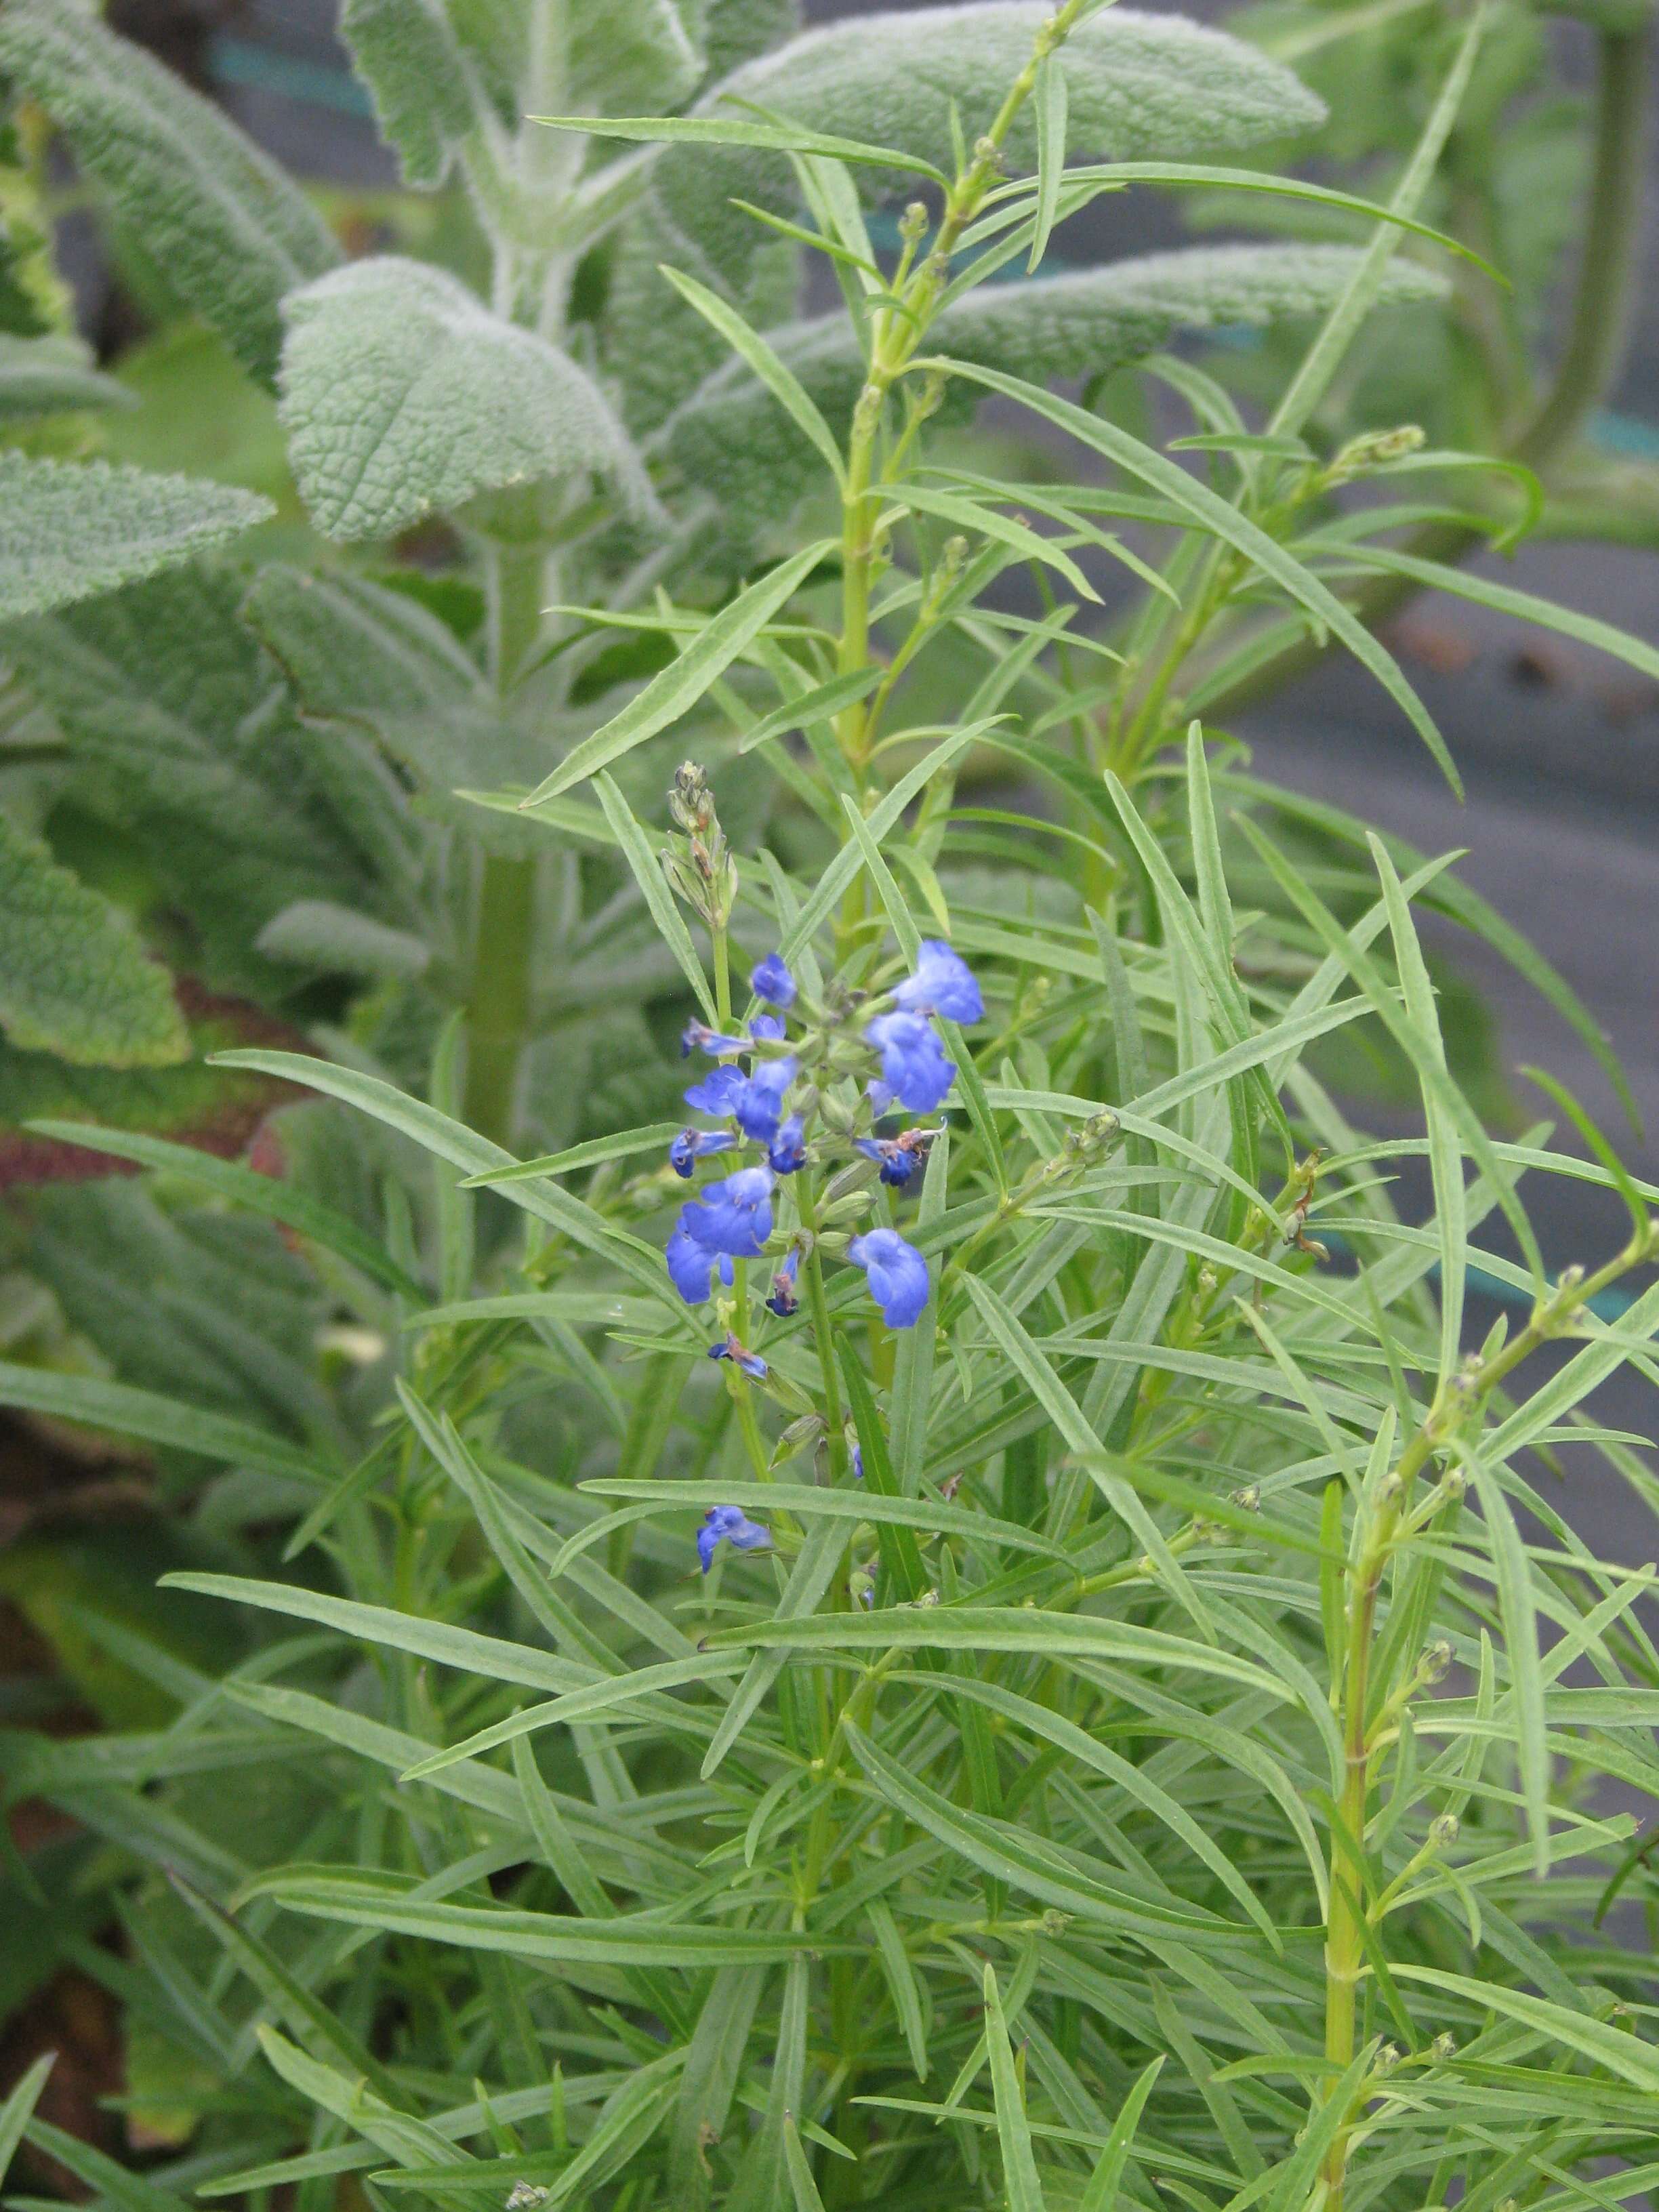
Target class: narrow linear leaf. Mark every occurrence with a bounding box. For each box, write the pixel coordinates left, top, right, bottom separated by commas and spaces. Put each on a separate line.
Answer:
522, 541, 832, 804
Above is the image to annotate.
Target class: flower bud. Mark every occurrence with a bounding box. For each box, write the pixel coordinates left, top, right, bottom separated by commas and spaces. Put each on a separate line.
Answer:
777, 1411, 826, 1457
1231, 1484, 1261, 1513
669, 761, 714, 834
506, 2188, 551, 2209
1429, 1812, 1460, 1849
823, 1158, 880, 1206
1323, 424, 1426, 487
1375, 2043, 1401, 2076
1431, 2032, 1457, 2062
899, 200, 930, 245
1418, 1638, 1454, 1685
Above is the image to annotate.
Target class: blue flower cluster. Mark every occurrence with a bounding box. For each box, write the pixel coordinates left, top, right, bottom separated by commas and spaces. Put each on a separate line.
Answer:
665, 941, 982, 1343
672, 937, 982, 1575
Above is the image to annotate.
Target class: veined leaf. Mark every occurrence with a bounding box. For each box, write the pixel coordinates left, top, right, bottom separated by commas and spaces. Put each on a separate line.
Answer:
655, 5, 1323, 279
661, 264, 847, 490
0, 1361, 325, 1481
245, 1871, 837, 1967
984, 1961, 1048, 2212
0, 453, 272, 621
0, 0, 338, 383
520, 542, 833, 804
0, 2055, 54, 2188
280, 259, 651, 539
0, 819, 185, 1067
918, 356, 1458, 788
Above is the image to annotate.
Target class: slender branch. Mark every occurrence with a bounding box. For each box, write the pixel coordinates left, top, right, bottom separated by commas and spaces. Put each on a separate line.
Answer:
1193, 13, 1651, 726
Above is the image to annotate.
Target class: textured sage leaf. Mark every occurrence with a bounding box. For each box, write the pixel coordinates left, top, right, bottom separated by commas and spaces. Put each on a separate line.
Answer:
670, 246, 1445, 535
337, 0, 480, 188
3, 567, 397, 989
0, 0, 339, 384
255, 900, 432, 981
0, 454, 272, 622
0, 332, 131, 419
279, 258, 651, 540
0, 815, 186, 1067
657, 3, 1325, 276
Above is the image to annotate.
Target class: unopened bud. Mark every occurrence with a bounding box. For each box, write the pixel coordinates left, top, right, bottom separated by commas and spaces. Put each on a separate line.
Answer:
777, 1411, 826, 1455
1375, 2043, 1401, 2076
506, 2188, 550, 2210
1231, 1484, 1261, 1513
1429, 1812, 1460, 1849
1419, 1638, 1454, 1685
1430, 2032, 1457, 2062
669, 760, 714, 834
1324, 424, 1426, 486
1040, 1908, 1070, 1935
823, 1159, 878, 1206
899, 199, 930, 245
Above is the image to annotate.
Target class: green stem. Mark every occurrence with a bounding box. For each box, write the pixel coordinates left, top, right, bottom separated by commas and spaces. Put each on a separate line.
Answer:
464, 855, 537, 1147
464, 542, 547, 1145
830, 0, 1090, 781
1318, 1230, 1650, 2208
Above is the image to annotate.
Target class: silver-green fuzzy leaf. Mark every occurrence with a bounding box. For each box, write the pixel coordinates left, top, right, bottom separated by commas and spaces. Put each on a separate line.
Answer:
0, 815, 187, 1067
0, 0, 340, 384
278, 258, 652, 539
0, 454, 273, 622
668, 244, 1448, 535
337, 0, 480, 188
2, 567, 401, 991
0, 333, 132, 420
659, 3, 1325, 275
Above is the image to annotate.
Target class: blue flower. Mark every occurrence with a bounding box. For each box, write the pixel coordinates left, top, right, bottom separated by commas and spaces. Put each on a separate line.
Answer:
750, 1012, 787, 1042
848, 1227, 930, 1329
865, 1012, 956, 1114
752, 952, 797, 1008
855, 1135, 922, 1188
665, 1223, 733, 1305
682, 1020, 748, 1058
769, 1113, 807, 1175
670, 1128, 737, 1178
765, 1250, 800, 1317
895, 939, 983, 1025
698, 1503, 771, 1572
682, 1166, 774, 1258
851, 1443, 863, 1481
709, 1334, 768, 1380
683, 1063, 747, 1118
733, 1056, 797, 1142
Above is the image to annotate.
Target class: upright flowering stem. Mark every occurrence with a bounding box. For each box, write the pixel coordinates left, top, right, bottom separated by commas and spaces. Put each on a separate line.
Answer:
832, 0, 1092, 785
1319, 1233, 1652, 2209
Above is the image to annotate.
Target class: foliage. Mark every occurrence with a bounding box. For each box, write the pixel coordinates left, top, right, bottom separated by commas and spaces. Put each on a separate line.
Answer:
1, 0, 1658, 2209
